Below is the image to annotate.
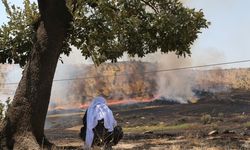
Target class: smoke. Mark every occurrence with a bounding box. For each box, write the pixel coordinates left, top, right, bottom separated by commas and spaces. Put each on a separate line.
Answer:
49, 63, 89, 110
191, 47, 224, 68
195, 68, 231, 93
66, 62, 157, 105
134, 47, 225, 104
0, 66, 8, 102
151, 52, 194, 103
0, 63, 90, 110
0, 65, 20, 102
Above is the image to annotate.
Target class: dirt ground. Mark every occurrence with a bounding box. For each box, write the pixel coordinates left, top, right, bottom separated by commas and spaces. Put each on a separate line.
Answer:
45, 89, 250, 149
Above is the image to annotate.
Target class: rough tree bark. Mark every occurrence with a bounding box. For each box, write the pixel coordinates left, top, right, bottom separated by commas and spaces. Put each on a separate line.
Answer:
0, 0, 72, 149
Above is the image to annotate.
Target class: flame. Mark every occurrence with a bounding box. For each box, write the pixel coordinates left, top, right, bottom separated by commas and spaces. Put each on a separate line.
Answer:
79, 97, 157, 109
49, 95, 160, 111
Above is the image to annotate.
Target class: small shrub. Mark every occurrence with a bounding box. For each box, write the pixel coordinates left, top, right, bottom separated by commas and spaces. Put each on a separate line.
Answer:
6, 97, 11, 109
218, 113, 224, 118
0, 97, 11, 120
0, 102, 4, 120
201, 114, 212, 124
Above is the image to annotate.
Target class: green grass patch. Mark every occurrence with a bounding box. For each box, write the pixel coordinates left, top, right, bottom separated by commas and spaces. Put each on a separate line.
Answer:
123, 123, 196, 133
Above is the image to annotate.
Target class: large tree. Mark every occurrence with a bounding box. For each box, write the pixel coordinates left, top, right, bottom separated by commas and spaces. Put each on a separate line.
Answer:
0, 0, 209, 149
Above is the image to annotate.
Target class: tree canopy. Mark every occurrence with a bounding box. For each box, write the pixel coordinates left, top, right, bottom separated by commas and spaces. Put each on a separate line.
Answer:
0, 0, 209, 66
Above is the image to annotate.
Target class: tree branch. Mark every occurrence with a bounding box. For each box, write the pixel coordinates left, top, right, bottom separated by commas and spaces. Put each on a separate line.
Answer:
141, 0, 159, 14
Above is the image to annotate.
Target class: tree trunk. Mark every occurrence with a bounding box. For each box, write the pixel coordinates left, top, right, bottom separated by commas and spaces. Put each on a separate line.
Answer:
0, 0, 72, 149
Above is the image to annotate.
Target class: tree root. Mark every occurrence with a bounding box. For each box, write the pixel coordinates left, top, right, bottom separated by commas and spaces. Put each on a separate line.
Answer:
0, 123, 54, 150
13, 132, 40, 150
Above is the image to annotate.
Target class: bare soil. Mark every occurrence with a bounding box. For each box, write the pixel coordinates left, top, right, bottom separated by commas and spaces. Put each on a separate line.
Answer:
45, 89, 250, 149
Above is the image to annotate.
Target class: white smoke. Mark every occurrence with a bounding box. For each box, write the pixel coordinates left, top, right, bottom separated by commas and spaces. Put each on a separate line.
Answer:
0, 65, 21, 102
148, 52, 194, 103
131, 47, 226, 103
50, 63, 89, 109
0, 63, 89, 109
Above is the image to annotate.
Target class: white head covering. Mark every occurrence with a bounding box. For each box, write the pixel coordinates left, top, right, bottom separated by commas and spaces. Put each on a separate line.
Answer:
85, 96, 117, 149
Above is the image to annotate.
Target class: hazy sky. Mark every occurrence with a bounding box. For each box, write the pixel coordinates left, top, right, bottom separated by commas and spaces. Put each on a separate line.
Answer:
1, 0, 250, 67
184, 0, 250, 68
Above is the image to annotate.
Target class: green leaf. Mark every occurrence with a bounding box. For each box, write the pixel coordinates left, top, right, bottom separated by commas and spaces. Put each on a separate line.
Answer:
0, 0, 209, 66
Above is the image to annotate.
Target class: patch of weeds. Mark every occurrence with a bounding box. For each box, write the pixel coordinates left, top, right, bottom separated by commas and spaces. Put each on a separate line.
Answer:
236, 114, 247, 119
217, 113, 224, 122
0, 102, 4, 120
218, 113, 224, 118
0, 97, 11, 120
201, 114, 212, 124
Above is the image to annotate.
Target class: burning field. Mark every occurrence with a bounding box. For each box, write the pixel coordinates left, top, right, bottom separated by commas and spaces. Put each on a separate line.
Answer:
1, 61, 250, 149
47, 61, 250, 110
45, 89, 250, 150
42, 61, 250, 149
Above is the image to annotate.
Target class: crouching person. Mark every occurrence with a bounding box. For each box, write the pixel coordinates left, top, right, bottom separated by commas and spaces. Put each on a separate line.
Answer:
80, 96, 123, 150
